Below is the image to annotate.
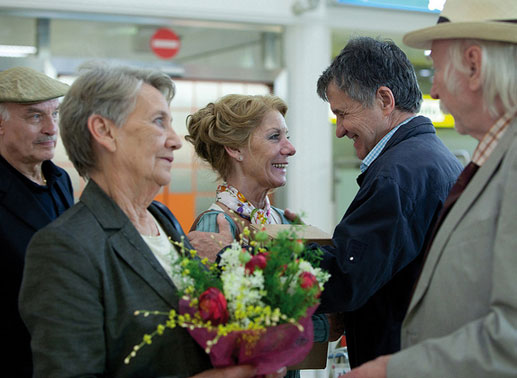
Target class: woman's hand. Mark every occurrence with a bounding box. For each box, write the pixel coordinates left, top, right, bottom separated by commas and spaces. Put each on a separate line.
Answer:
188, 214, 234, 261
284, 208, 304, 225
191, 365, 287, 378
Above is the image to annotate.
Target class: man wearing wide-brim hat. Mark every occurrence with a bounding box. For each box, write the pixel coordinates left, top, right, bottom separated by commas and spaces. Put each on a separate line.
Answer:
0, 66, 74, 378
343, 0, 517, 377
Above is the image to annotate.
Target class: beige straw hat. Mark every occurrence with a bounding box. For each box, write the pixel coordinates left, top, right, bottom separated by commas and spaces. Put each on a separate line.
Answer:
403, 0, 517, 49
0, 66, 69, 103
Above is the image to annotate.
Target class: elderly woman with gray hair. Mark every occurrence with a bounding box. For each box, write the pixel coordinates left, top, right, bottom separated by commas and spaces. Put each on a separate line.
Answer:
18, 64, 286, 378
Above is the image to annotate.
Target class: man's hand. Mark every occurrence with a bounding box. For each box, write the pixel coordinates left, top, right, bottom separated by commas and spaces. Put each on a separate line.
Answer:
191, 365, 287, 378
187, 213, 234, 261
340, 355, 390, 378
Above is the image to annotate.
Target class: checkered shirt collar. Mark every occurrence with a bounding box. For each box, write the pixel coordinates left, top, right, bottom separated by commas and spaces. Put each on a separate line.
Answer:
360, 116, 416, 173
472, 106, 517, 166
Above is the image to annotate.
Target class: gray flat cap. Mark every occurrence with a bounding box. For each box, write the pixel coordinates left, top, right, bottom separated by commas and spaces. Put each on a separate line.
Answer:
0, 66, 69, 103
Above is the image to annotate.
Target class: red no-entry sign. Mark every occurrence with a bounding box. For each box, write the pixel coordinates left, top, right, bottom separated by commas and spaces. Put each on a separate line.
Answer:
150, 28, 181, 59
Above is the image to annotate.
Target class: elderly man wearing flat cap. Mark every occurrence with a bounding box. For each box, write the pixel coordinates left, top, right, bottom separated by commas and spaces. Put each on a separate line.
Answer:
0, 67, 74, 377
342, 0, 517, 377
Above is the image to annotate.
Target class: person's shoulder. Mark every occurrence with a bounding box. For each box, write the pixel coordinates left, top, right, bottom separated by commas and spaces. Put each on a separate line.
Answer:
28, 201, 93, 252
55, 163, 70, 176
497, 121, 517, 170
194, 209, 237, 234
271, 206, 291, 224
48, 201, 88, 229
404, 115, 433, 129
507, 119, 517, 147
385, 120, 456, 164
45, 160, 74, 189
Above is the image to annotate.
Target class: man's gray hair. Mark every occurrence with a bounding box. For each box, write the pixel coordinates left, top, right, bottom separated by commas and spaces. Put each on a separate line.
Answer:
444, 39, 517, 117
59, 63, 175, 177
0, 103, 9, 121
317, 36, 422, 113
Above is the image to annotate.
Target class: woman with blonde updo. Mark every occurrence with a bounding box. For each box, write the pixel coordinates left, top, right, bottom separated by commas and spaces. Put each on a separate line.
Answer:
186, 94, 296, 238
187, 94, 337, 378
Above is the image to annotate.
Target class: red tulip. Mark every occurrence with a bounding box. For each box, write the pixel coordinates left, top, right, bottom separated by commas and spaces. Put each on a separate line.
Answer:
198, 287, 229, 325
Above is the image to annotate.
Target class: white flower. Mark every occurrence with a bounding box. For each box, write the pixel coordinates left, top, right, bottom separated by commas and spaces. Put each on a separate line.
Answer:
220, 264, 265, 326
170, 259, 195, 291
218, 241, 243, 269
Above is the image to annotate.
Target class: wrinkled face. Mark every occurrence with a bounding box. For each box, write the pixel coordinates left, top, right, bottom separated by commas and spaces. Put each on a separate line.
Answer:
240, 110, 296, 191
326, 81, 388, 160
430, 39, 469, 136
113, 83, 182, 188
0, 99, 59, 166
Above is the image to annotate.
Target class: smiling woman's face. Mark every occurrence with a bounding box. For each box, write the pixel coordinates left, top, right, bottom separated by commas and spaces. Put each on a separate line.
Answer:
113, 83, 182, 190
239, 110, 296, 191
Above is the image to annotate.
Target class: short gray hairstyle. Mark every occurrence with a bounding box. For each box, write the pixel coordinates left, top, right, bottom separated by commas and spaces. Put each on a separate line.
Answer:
0, 103, 9, 121
444, 39, 517, 117
317, 37, 422, 113
59, 63, 175, 177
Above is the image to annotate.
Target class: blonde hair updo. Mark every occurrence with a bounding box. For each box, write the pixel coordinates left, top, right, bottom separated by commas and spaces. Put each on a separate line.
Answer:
186, 94, 287, 180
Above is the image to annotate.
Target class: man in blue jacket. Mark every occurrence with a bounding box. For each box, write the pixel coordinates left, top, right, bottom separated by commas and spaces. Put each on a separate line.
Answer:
315, 37, 462, 368
0, 67, 74, 377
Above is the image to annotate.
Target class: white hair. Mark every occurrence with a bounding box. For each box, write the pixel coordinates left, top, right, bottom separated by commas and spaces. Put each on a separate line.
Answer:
0, 103, 9, 121
444, 39, 517, 117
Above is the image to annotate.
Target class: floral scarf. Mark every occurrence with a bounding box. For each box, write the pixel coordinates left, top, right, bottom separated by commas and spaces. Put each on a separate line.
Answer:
215, 183, 272, 224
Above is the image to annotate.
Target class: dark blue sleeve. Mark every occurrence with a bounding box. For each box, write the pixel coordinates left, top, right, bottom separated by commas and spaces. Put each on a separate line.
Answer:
318, 175, 425, 313
64, 171, 74, 205
54, 168, 75, 210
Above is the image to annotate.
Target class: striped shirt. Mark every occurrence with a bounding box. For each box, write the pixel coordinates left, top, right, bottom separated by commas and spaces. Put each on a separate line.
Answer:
360, 116, 416, 173
471, 106, 517, 166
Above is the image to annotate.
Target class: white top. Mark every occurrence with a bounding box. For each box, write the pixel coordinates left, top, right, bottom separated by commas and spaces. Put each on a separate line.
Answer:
140, 216, 182, 288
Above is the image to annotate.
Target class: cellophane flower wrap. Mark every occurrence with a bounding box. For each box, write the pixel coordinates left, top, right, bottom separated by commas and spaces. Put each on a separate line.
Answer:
125, 226, 330, 375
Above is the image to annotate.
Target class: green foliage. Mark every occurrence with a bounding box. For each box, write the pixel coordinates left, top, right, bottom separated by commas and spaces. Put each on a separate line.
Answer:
177, 256, 222, 297
254, 227, 326, 321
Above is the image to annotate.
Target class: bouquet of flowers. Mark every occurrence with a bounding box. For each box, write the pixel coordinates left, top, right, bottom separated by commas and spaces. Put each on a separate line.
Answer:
125, 226, 330, 375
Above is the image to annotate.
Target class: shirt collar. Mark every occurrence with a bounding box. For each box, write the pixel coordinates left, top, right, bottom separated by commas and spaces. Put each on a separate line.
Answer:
0, 155, 60, 189
360, 116, 416, 173
471, 106, 517, 166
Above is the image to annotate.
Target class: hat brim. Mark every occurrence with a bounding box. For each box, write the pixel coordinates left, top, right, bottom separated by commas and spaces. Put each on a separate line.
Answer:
403, 21, 517, 49
1, 92, 68, 104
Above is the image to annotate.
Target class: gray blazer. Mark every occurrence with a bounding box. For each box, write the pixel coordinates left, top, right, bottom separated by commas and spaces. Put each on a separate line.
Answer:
387, 119, 517, 377
19, 180, 211, 378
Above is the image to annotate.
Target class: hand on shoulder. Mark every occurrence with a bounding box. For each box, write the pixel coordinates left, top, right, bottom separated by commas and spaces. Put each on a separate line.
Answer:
187, 213, 234, 261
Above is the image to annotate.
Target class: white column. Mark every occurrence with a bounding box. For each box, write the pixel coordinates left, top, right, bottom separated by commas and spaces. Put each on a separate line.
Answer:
281, 4, 333, 234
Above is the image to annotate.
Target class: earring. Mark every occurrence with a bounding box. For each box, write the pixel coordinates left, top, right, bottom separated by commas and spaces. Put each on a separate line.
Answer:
238, 156, 243, 161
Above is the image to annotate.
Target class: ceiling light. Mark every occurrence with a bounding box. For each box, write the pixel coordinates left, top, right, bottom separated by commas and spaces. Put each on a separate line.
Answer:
0, 45, 37, 57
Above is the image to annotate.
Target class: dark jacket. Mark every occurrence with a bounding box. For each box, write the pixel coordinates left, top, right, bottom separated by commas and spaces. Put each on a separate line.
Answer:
317, 116, 463, 367
0, 157, 73, 378
19, 180, 211, 378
